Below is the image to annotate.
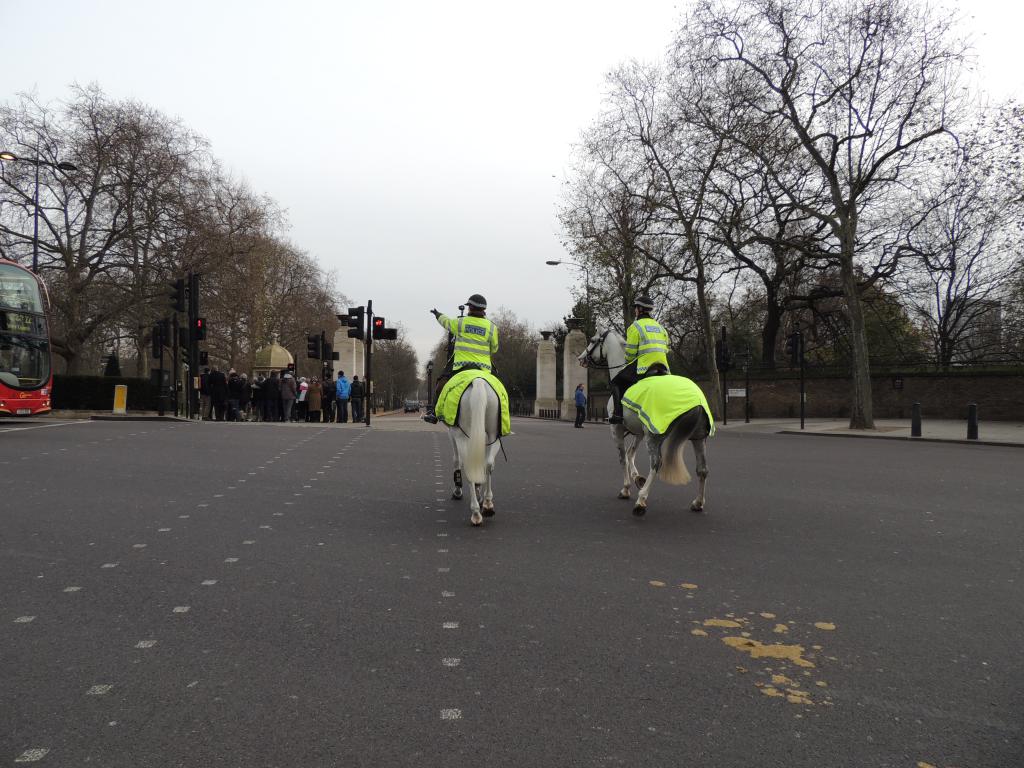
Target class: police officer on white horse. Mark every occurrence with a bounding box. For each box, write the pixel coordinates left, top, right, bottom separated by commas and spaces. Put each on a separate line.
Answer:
608, 293, 671, 425
423, 293, 499, 423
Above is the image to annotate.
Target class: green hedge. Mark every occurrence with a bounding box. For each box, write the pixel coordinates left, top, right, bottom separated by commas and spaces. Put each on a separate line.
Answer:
52, 375, 160, 411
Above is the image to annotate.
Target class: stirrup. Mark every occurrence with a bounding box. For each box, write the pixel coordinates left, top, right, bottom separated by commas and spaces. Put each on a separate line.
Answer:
422, 414, 438, 424
608, 414, 624, 425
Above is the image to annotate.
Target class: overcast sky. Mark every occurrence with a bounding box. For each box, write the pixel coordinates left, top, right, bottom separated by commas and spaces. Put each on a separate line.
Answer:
2, 0, 1020, 365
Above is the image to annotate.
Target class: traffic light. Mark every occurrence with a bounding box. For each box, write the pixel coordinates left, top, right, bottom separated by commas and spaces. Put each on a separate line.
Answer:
168, 278, 185, 313
715, 339, 731, 372
195, 317, 207, 341
785, 331, 802, 367
322, 341, 333, 362
372, 316, 398, 341
342, 306, 365, 340
306, 334, 322, 359
152, 323, 164, 358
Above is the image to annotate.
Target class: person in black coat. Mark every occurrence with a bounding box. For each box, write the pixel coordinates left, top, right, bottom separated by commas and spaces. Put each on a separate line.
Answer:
262, 372, 281, 422
207, 367, 228, 421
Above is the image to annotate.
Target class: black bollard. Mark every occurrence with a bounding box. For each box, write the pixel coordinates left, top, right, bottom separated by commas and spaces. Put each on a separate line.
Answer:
967, 403, 979, 440
911, 402, 921, 437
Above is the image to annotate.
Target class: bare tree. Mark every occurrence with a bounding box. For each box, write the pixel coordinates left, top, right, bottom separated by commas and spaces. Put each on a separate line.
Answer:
695, 0, 967, 427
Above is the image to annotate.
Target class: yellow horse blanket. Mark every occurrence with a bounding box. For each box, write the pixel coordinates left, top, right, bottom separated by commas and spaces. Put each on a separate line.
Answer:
435, 369, 511, 436
622, 375, 716, 436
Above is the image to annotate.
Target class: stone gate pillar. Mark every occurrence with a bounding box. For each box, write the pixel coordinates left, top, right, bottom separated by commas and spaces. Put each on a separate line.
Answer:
535, 331, 558, 417
561, 319, 587, 420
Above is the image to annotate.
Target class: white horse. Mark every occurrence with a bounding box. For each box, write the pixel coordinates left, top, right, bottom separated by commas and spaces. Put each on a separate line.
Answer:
579, 329, 712, 517
448, 377, 502, 526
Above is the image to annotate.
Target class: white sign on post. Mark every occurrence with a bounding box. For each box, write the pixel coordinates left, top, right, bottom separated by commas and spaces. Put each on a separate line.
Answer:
728, 388, 747, 398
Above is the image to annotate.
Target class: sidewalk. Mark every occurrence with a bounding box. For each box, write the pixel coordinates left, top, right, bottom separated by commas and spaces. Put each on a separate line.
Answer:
716, 417, 1024, 447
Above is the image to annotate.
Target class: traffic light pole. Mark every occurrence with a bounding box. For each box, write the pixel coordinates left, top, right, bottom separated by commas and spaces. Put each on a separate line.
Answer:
172, 316, 180, 417
798, 329, 805, 430
188, 272, 200, 419
364, 299, 373, 426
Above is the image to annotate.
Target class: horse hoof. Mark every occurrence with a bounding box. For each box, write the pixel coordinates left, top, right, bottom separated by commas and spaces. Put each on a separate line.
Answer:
482, 505, 495, 518
690, 502, 705, 514
617, 490, 631, 500
471, 513, 483, 526
632, 504, 647, 517
634, 476, 646, 489
452, 488, 463, 500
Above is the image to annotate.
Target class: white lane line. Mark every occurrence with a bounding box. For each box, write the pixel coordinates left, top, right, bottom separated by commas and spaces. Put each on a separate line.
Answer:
101, 563, 118, 569
63, 586, 82, 592
135, 640, 157, 649
86, 684, 113, 695
243, 540, 255, 545
173, 606, 190, 613
437, 549, 448, 553
443, 622, 459, 629
224, 557, 239, 563
14, 748, 50, 762
438, 568, 450, 573
158, 528, 171, 532
14, 616, 36, 623
440, 709, 462, 720
202, 580, 218, 586
442, 658, 461, 667
442, 591, 455, 598
178, 515, 190, 519
437, 533, 448, 538
133, 544, 147, 549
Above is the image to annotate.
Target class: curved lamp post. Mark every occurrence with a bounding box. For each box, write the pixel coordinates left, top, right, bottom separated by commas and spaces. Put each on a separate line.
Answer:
0, 151, 78, 273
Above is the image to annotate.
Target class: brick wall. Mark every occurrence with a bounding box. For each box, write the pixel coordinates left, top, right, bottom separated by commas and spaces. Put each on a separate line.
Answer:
699, 371, 1024, 421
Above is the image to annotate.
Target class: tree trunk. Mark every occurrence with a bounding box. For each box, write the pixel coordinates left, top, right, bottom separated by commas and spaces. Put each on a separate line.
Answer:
839, 239, 874, 429
694, 258, 723, 419
761, 291, 781, 367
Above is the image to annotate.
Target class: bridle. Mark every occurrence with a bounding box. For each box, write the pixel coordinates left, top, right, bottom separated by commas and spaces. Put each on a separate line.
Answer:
582, 330, 615, 370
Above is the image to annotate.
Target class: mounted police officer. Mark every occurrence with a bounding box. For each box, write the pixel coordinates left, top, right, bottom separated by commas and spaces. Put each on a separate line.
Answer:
608, 293, 670, 425
423, 293, 499, 423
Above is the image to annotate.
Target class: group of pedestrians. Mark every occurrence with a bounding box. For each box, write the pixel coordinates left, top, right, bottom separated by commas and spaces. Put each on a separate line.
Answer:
198, 368, 366, 424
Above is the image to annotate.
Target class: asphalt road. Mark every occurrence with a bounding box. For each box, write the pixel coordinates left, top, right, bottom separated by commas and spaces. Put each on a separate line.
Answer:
1, 415, 1021, 767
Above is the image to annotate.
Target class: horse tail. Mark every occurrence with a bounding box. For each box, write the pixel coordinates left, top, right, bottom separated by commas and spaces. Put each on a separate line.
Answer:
464, 379, 488, 485
658, 408, 696, 486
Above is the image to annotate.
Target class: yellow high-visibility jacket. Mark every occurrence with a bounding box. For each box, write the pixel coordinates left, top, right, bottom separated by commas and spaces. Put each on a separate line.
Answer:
437, 313, 499, 370
625, 317, 670, 374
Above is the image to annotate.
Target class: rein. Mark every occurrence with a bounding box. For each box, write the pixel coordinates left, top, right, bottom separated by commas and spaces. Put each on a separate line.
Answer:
583, 330, 618, 371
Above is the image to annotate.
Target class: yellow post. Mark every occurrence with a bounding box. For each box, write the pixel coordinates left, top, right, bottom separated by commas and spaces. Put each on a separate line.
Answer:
113, 384, 128, 415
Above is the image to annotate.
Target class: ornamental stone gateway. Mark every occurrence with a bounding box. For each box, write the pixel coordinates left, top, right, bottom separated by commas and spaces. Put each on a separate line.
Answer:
535, 331, 558, 418
561, 319, 587, 421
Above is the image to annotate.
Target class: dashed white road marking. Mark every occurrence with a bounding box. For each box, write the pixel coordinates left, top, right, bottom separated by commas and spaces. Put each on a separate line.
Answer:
173, 606, 190, 613
14, 748, 50, 762
86, 684, 113, 695
442, 658, 461, 667
437, 549, 448, 553
14, 616, 36, 623
224, 557, 239, 563
202, 580, 218, 586
63, 586, 82, 593
133, 544, 147, 549
440, 708, 462, 720
135, 640, 157, 649
158, 528, 171, 532
443, 622, 459, 629
243, 540, 255, 545
442, 591, 455, 598
438, 567, 450, 573
101, 563, 118, 569
437, 533, 448, 538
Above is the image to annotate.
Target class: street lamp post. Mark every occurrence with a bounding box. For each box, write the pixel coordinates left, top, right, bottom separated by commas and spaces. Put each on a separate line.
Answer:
426, 360, 434, 407
546, 259, 592, 419
0, 151, 78, 273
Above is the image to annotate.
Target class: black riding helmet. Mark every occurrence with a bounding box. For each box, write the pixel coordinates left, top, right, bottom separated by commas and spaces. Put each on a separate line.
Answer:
633, 293, 655, 310
466, 294, 487, 309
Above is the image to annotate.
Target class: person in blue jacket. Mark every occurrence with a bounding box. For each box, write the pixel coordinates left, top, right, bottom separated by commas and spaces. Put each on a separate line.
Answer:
574, 383, 588, 428
335, 371, 351, 423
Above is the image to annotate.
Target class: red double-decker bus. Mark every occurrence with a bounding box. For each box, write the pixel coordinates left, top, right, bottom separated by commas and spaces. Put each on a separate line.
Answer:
0, 259, 52, 416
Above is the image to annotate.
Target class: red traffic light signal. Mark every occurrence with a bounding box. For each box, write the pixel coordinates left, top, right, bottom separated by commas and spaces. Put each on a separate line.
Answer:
373, 316, 398, 341
195, 317, 207, 340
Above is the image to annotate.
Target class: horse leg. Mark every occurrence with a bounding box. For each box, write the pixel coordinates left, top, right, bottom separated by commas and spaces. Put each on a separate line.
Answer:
633, 434, 662, 517
690, 437, 709, 513
481, 442, 498, 517
628, 433, 645, 489
614, 426, 632, 499
449, 429, 464, 500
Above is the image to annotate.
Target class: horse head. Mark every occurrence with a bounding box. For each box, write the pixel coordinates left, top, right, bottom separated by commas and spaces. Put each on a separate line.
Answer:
580, 329, 626, 371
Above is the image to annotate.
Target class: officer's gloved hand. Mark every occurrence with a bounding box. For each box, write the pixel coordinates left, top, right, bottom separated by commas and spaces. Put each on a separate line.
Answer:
430, 308, 441, 318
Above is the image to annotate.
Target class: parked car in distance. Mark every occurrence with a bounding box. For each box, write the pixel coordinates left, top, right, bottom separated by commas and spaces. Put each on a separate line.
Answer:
404, 400, 421, 413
